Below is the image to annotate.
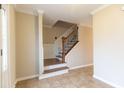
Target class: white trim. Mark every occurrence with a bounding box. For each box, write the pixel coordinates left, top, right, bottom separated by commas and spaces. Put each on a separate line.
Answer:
15, 7, 36, 16
39, 69, 68, 80
1, 5, 11, 88
93, 75, 123, 88
15, 5, 44, 16
16, 74, 39, 82
69, 64, 93, 70
44, 63, 67, 70
91, 5, 111, 15
38, 14, 44, 76
0, 10, 2, 88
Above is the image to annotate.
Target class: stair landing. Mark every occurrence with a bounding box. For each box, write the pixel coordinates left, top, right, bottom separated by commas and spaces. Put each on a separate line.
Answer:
44, 67, 68, 74
39, 58, 68, 79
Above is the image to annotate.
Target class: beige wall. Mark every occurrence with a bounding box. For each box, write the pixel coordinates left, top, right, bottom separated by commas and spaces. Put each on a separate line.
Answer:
16, 12, 38, 79
65, 26, 93, 68
93, 5, 124, 87
43, 26, 68, 44
83, 27, 93, 64
43, 26, 68, 59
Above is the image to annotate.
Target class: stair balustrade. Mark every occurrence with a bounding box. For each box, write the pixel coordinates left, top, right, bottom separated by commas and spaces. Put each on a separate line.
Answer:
61, 25, 79, 63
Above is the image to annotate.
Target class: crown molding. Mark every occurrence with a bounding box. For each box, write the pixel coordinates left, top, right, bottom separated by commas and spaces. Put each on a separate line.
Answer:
91, 4, 111, 15
15, 8, 36, 16
14, 5, 44, 16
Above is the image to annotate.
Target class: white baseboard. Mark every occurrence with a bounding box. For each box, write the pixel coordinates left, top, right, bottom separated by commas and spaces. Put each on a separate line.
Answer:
93, 75, 123, 88
16, 74, 39, 83
69, 64, 93, 70
39, 69, 68, 80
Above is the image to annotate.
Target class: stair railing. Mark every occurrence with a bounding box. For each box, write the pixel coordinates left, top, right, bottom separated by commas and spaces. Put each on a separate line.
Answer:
54, 24, 77, 56
62, 25, 78, 63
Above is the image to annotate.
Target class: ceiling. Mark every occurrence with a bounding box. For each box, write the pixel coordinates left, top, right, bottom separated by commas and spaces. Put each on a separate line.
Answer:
15, 4, 103, 27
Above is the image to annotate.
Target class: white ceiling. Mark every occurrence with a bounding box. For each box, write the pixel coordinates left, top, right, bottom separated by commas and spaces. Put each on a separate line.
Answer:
15, 4, 103, 27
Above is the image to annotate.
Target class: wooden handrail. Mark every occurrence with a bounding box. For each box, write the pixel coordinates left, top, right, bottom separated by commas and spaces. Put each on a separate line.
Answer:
64, 25, 78, 40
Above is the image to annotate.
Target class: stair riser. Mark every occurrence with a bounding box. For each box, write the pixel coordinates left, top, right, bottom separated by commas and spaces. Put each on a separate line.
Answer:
44, 63, 67, 70
39, 69, 68, 80
56, 55, 62, 57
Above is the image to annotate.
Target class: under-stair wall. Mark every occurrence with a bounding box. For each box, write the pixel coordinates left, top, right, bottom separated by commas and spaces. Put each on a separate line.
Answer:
54, 24, 93, 69
65, 26, 93, 69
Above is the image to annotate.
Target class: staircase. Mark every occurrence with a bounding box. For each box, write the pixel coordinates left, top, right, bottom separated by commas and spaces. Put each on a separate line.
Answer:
40, 23, 79, 79
56, 24, 79, 63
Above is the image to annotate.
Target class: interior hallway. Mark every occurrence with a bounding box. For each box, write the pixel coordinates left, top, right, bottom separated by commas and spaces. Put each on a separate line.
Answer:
16, 66, 112, 88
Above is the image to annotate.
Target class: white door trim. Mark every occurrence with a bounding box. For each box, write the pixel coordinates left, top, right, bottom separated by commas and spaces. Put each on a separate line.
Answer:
0, 9, 2, 88
0, 5, 11, 88
37, 10, 44, 79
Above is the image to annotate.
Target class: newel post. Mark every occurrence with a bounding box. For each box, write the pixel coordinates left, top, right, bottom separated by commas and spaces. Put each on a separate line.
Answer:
62, 37, 66, 63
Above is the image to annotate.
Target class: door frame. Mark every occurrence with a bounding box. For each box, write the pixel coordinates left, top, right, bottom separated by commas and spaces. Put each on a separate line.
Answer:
0, 5, 10, 88
37, 10, 44, 79
0, 8, 2, 88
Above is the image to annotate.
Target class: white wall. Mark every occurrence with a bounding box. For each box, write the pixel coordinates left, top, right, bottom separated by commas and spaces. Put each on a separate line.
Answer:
43, 44, 55, 59
93, 5, 124, 88
65, 26, 93, 68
